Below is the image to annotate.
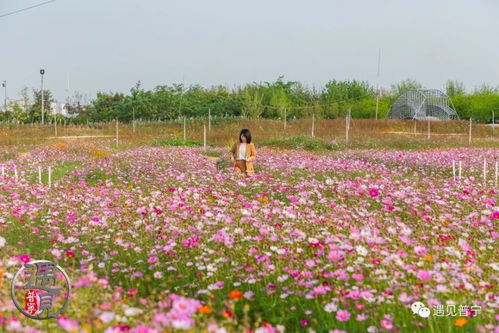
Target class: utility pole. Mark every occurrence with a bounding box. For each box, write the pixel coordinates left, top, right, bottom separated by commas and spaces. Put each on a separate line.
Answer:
54, 102, 57, 136
40, 69, 45, 125
1, 80, 6, 110
375, 48, 381, 120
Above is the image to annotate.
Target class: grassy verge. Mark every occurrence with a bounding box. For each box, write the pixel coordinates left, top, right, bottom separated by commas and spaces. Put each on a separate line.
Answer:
27, 161, 83, 184
262, 136, 339, 151
153, 139, 204, 147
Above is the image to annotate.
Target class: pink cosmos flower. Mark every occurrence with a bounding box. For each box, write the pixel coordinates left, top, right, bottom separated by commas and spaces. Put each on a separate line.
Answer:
369, 188, 379, 197
182, 236, 199, 247
133, 325, 151, 333
57, 316, 80, 332
352, 273, 363, 281
147, 256, 158, 264
356, 313, 368, 321
416, 270, 432, 281
414, 246, 428, 255
328, 250, 345, 261
380, 319, 394, 330
336, 309, 350, 322
128, 289, 138, 296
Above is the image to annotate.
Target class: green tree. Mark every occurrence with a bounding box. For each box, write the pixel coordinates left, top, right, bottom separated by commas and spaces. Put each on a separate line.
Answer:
445, 80, 466, 97
29, 89, 54, 122
240, 85, 264, 119
391, 79, 422, 96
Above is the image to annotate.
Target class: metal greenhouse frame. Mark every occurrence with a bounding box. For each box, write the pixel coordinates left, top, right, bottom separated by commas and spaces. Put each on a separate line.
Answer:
388, 89, 459, 120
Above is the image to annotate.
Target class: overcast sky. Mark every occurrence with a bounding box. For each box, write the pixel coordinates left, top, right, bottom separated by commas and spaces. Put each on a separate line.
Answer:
1, 0, 498, 102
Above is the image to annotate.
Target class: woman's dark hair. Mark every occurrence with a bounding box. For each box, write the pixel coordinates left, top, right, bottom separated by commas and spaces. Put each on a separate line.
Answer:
239, 128, 252, 143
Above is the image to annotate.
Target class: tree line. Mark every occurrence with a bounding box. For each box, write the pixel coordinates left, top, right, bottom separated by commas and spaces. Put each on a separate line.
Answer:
1, 77, 498, 123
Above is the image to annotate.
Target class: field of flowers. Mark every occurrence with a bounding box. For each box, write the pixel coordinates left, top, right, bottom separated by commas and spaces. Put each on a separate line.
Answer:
0, 141, 497, 333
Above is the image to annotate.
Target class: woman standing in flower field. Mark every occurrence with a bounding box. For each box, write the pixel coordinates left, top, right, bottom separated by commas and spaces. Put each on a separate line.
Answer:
230, 128, 256, 176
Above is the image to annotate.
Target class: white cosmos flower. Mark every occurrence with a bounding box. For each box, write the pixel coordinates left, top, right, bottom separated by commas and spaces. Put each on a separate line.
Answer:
324, 302, 338, 312
124, 307, 142, 316
356, 245, 368, 256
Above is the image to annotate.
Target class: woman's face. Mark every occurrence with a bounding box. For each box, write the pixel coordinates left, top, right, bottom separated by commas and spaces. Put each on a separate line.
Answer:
240, 134, 247, 143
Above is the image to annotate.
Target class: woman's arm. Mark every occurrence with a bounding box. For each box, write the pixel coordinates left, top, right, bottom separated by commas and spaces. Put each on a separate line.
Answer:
248, 143, 256, 161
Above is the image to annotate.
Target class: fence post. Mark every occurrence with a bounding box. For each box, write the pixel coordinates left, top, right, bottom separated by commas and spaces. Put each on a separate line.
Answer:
38, 166, 42, 184
458, 161, 462, 181
284, 108, 287, 130
183, 116, 186, 142
115, 119, 119, 148
208, 108, 211, 131
492, 111, 495, 135
133, 107, 136, 133
427, 117, 430, 139
452, 160, 456, 182
48, 166, 52, 188
311, 113, 315, 137
345, 110, 350, 144
203, 123, 207, 152
468, 118, 472, 145
495, 161, 498, 187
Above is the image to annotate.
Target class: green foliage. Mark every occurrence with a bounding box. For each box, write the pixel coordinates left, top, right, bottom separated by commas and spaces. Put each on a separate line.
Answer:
28, 161, 82, 184
262, 136, 338, 151
201, 150, 222, 157
446, 80, 466, 97
451, 93, 499, 122
240, 85, 265, 119
391, 79, 422, 96
70, 78, 499, 124
29, 89, 54, 123
154, 139, 203, 147
1, 77, 497, 124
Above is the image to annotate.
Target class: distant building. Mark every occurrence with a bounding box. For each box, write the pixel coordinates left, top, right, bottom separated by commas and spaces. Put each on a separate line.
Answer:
50, 102, 71, 117
2, 99, 31, 112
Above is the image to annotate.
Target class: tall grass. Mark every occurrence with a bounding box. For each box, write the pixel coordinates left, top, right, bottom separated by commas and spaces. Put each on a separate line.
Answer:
0, 118, 496, 149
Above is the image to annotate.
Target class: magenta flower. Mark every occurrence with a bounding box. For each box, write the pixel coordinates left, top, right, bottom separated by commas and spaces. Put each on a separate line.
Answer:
381, 319, 394, 330
328, 250, 345, 261
19, 254, 30, 263
147, 256, 158, 264
356, 313, 368, 321
336, 309, 350, 322
133, 325, 151, 333
352, 273, 364, 281
416, 270, 432, 281
57, 316, 80, 332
